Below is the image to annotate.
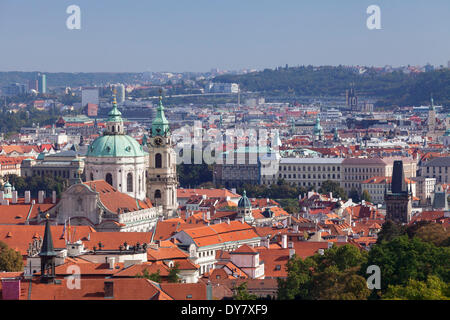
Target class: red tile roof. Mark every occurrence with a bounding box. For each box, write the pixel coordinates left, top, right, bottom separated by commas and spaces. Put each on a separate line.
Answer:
83, 180, 152, 213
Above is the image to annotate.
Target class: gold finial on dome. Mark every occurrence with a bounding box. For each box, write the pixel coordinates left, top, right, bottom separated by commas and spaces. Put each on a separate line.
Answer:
112, 87, 118, 105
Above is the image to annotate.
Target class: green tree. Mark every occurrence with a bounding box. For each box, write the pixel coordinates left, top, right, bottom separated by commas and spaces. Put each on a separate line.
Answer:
348, 188, 360, 203
0, 241, 24, 272
318, 180, 348, 201
233, 282, 257, 300
376, 220, 406, 244
310, 267, 370, 300
412, 222, 450, 247
136, 268, 161, 283
362, 236, 450, 291
361, 190, 372, 203
314, 244, 368, 273
383, 275, 450, 300
168, 262, 180, 283
277, 254, 316, 300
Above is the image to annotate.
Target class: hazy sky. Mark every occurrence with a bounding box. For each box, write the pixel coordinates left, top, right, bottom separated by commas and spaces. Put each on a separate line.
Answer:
0, 0, 449, 72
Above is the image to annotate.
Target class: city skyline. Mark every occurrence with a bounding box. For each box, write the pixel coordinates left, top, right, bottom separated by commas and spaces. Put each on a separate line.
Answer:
0, 0, 449, 72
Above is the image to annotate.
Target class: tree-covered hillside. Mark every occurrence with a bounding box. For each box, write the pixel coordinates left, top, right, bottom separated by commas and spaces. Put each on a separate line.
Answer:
214, 66, 450, 108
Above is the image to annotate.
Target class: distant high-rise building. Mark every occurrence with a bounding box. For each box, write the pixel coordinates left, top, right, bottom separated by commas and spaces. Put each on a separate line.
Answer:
345, 84, 358, 110
81, 87, 99, 108
114, 84, 126, 103
385, 160, 412, 223
38, 73, 46, 94
29, 79, 38, 91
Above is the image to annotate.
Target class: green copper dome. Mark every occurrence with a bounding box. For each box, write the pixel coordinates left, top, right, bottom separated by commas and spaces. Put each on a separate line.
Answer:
313, 117, 323, 135
87, 134, 146, 158
238, 190, 252, 209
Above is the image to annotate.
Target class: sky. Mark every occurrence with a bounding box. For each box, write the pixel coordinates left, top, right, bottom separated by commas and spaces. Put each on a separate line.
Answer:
0, 0, 449, 72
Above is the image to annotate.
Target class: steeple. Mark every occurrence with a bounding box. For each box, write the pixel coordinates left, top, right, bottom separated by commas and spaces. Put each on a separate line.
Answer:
106, 91, 124, 135
430, 94, 435, 111
40, 215, 57, 257
151, 90, 170, 137
39, 214, 57, 283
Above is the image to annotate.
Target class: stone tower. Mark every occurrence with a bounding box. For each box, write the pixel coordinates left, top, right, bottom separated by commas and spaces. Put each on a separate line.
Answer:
384, 160, 412, 223
147, 94, 178, 218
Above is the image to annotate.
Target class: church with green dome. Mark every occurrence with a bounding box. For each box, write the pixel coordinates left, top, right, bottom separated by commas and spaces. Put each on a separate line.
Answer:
84, 95, 148, 200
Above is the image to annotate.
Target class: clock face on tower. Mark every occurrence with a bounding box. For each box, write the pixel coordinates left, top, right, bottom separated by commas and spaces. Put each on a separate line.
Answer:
154, 137, 164, 146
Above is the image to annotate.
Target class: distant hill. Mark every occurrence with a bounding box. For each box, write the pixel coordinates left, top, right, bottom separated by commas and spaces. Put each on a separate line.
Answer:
0, 72, 143, 88
213, 66, 450, 108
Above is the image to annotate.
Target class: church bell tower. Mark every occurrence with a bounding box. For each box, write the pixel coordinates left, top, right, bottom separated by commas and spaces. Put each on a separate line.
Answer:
147, 92, 178, 218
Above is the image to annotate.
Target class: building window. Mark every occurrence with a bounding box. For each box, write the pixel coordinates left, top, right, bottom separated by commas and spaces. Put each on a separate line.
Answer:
106, 173, 113, 186
155, 153, 162, 168
127, 173, 133, 192
155, 189, 161, 198
90, 172, 94, 181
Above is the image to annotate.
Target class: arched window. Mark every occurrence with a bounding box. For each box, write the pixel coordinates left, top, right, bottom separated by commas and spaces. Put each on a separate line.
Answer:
106, 173, 113, 186
90, 172, 94, 181
127, 173, 133, 192
155, 153, 162, 168
155, 189, 161, 199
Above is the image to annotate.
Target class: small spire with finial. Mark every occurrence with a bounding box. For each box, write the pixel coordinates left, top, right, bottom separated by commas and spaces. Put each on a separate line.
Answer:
112, 87, 118, 105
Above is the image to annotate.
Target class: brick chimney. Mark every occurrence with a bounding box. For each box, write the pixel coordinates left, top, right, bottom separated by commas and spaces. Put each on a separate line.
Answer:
52, 191, 57, 204
104, 281, 114, 298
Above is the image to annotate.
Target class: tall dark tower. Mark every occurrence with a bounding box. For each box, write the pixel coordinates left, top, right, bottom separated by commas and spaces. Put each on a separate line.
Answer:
346, 84, 358, 111
39, 215, 57, 283
384, 161, 412, 223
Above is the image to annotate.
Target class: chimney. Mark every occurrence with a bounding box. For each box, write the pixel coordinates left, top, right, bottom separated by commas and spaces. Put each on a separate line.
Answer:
38, 191, 44, 204
226, 196, 230, 201
107, 257, 115, 270
1, 279, 21, 300
25, 191, 31, 204
328, 242, 333, 249
289, 248, 296, 259
185, 210, 189, 220
104, 281, 114, 298
266, 198, 270, 204
31, 200, 35, 205
226, 218, 230, 224
12, 191, 18, 204
202, 194, 207, 200
3, 200, 9, 206
329, 192, 333, 199
231, 188, 236, 194
288, 241, 294, 249
263, 237, 270, 248
52, 191, 57, 204
206, 211, 211, 220
281, 234, 287, 249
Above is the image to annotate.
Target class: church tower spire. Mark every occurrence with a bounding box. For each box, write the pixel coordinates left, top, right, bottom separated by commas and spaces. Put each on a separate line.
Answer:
39, 214, 57, 283
147, 91, 178, 218
151, 90, 170, 137
106, 90, 124, 135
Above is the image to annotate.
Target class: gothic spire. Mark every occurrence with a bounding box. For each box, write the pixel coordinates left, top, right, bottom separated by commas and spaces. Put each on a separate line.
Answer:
40, 214, 57, 257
